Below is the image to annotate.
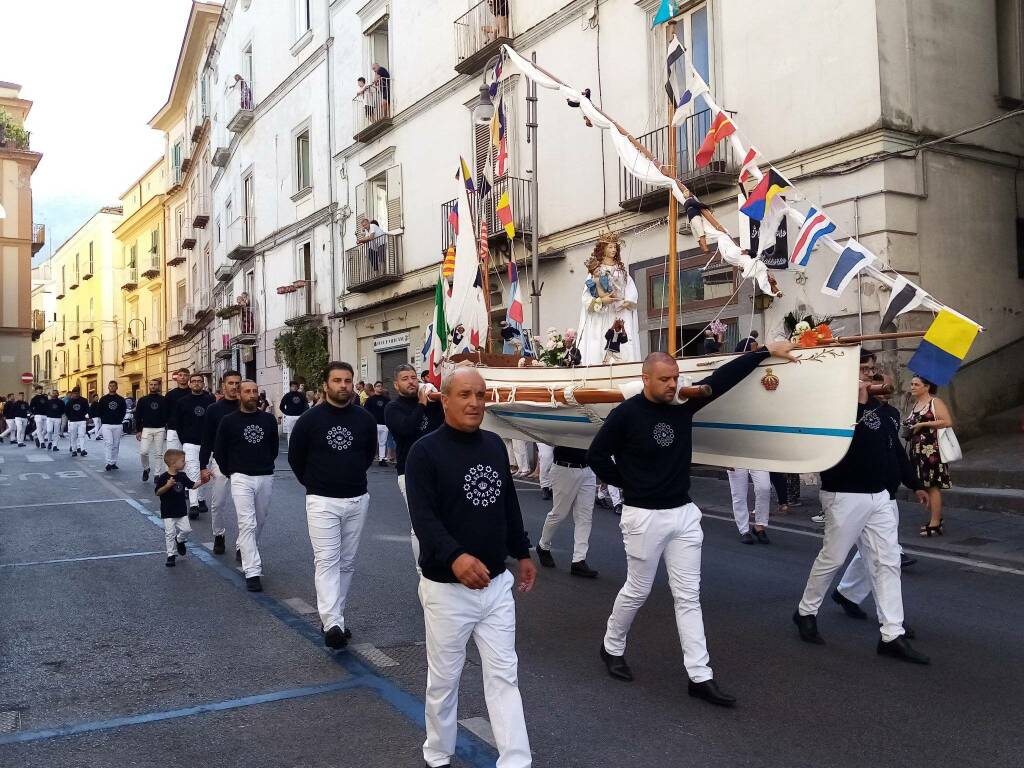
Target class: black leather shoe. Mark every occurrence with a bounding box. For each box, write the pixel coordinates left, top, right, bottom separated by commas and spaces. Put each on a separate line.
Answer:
740, 532, 755, 545
79, 449, 87, 456
424, 762, 451, 768
570, 560, 598, 578
902, 623, 916, 639
188, 506, 200, 520
142, 469, 150, 482
197, 500, 208, 514
246, 576, 263, 592
323, 626, 352, 649
541, 487, 552, 500
535, 545, 555, 568
753, 528, 770, 544
832, 588, 867, 619
213, 535, 225, 555
793, 611, 825, 644
900, 553, 917, 569
176, 540, 186, 556
165, 555, 176, 568
600, 644, 633, 681
104, 464, 113, 472
687, 679, 736, 707
877, 636, 929, 664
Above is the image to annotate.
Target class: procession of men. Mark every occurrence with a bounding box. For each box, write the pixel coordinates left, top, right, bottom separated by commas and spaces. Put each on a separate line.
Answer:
0, 344, 940, 768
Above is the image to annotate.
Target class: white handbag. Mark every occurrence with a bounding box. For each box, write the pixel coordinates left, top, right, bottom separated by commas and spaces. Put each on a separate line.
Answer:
937, 427, 962, 464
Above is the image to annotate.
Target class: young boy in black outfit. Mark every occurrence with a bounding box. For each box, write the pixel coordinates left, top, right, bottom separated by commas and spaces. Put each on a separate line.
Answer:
155, 448, 201, 567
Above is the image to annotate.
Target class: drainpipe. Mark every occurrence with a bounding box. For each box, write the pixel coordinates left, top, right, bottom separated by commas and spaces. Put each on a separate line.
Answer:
324, 2, 339, 356
853, 196, 863, 335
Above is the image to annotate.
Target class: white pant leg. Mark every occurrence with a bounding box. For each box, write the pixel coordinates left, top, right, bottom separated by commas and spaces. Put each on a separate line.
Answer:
571, 468, 597, 562
92, 417, 102, 439
397, 475, 421, 574
68, 421, 86, 452
538, 464, 580, 551
750, 470, 771, 528
0, 420, 11, 439
512, 440, 530, 473
163, 516, 192, 557
727, 469, 752, 534
471, 571, 531, 768
376, 424, 388, 460
139, 427, 164, 472
101, 425, 123, 463
858, 494, 905, 641
537, 444, 554, 489
420, 577, 481, 767
15, 417, 27, 443
836, 548, 873, 605
663, 503, 712, 682
603, 505, 670, 656
208, 458, 235, 538
231, 473, 274, 577
305, 493, 369, 631
283, 415, 300, 440
182, 443, 202, 506
798, 491, 876, 616
165, 429, 181, 451
47, 417, 61, 446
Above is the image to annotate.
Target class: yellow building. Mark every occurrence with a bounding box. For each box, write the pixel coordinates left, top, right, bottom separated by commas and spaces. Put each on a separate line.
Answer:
113, 158, 167, 397
33, 207, 123, 398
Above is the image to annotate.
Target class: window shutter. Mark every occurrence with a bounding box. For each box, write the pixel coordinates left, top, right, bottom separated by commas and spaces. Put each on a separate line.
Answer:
354, 181, 367, 225
473, 122, 491, 182
386, 164, 403, 230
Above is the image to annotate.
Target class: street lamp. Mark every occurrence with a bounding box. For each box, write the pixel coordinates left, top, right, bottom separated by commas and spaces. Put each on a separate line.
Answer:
126, 318, 148, 388
471, 55, 502, 125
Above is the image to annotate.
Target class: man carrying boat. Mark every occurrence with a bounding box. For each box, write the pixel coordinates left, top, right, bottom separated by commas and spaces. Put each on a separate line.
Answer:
587, 341, 797, 706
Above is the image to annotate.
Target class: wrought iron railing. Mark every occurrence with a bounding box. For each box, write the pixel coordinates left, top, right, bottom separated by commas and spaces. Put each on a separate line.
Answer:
353, 77, 393, 139
454, 0, 513, 71
346, 234, 403, 292
441, 176, 533, 252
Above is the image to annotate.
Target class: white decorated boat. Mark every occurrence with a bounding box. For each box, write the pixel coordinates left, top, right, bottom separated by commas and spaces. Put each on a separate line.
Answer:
449, 344, 860, 474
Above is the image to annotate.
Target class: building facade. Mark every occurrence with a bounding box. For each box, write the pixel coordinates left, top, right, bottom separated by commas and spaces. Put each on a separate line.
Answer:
0, 81, 43, 395
113, 159, 167, 398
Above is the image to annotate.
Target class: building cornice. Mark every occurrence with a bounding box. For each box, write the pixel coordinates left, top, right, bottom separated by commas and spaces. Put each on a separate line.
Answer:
113, 196, 165, 240
149, 3, 222, 130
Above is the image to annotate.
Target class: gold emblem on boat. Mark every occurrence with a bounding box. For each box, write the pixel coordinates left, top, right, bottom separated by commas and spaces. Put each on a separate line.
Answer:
761, 368, 780, 391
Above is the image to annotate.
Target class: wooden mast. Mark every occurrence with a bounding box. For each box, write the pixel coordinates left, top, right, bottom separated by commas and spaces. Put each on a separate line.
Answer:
666, 20, 679, 356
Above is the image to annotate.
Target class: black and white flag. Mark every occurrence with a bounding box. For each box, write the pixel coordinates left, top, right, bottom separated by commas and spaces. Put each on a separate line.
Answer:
880, 276, 926, 331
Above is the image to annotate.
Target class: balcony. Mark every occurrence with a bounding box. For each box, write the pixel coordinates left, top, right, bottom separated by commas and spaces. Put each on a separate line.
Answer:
227, 83, 255, 133
31, 309, 45, 341
441, 176, 534, 252
454, 0, 513, 75
196, 290, 212, 318
167, 245, 186, 267
31, 223, 45, 255
214, 263, 233, 282
191, 117, 208, 143
125, 333, 141, 355
82, 317, 95, 334
56, 284, 66, 300
226, 216, 255, 261
168, 316, 186, 339
197, 341, 212, 374
141, 250, 161, 279
180, 153, 192, 174
69, 269, 80, 290
0, 126, 30, 150
167, 164, 184, 194
345, 234, 403, 293
181, 305, 196, 331
180, 225, 196, 250
228, 304, 258, 346
82, 259, 94, 280
121, 267, 138, 291
69, 325, 80, 341
619, 109, 739, 211
146, 327, 162, 349
352, 77, 393, 142
192, 195, 210, 228
216, 328, 233, 359
284, 283, 319, 326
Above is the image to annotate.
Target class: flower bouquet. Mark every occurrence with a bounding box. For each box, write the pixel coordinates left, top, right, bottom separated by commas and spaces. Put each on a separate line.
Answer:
535, 327, 579, 367
783, 311, 834, 347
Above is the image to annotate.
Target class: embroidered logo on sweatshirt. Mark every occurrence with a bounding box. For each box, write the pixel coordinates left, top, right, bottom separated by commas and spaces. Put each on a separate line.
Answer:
652, 422, 675, 447
150, 401, 160, 410
463, 464, 502, 507
243, 425, 264, 444
419, 414, 429, 432
193, 406, 206, 416
327, 425, 353, 451
108, 401, 119, 410
861, 410, 881, 431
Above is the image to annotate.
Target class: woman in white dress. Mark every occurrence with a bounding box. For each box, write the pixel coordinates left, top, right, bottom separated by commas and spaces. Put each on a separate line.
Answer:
576, 233, 641, 366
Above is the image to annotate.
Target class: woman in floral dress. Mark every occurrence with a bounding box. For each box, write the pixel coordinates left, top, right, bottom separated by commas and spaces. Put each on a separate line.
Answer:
905, 375, 953, 536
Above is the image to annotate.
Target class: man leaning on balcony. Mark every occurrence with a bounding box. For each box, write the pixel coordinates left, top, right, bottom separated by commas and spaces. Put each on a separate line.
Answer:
357, 218, 386, 274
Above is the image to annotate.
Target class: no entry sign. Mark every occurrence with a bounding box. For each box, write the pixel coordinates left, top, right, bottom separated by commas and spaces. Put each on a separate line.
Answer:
20, 372, 33, 384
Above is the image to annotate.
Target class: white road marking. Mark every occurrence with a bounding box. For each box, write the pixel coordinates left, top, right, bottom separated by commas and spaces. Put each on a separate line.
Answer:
351, 643, 399, 668
24, 455, 53, 463
0, 498, 126, 511
282, 597, 317, 615
0, 550, 163, 568
458, 717, 496, 747
374, 534, 414, 543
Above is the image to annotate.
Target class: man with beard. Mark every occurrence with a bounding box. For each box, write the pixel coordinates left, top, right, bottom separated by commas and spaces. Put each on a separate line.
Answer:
384, 363, 444, 569
98, 381, 128, 469
200, 371, 242, 556
363, 381, 391, 466
169, 373, 215, 518
214, 380, 279, 592
135, 378, 168, 481
164, 368, 192, 450
65, 387, 90, 457
42, 389, 65, 451
279, 380, 308, 443
29, 387, 47, 447
287, 362, 377, 649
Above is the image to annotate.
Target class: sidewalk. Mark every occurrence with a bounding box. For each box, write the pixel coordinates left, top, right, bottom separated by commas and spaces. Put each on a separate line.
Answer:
689, 474, 1024, 570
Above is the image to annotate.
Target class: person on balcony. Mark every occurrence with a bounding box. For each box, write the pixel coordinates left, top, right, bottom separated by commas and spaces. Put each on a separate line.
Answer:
232, 74, 253, 110
357, 218, 386, 273
483, 0, 510, 42
370, 63, 390, 118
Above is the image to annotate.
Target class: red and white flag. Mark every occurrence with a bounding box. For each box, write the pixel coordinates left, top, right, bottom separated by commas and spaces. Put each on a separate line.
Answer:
739, 146, 760, 183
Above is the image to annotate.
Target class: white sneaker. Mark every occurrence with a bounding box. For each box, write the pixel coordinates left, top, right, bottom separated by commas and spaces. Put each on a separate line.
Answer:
811, 513, 826, 524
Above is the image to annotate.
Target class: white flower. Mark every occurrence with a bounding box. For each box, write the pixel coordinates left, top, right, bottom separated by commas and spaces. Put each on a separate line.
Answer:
794, 321, 811, 333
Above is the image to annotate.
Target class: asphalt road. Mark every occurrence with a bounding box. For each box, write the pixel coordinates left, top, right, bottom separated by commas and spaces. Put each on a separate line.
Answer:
1, 434, 1021, 768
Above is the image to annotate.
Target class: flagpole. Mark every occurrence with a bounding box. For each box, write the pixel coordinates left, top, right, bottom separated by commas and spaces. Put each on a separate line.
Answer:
528, 52, 542, 341
481, 225, 493, 352
666, 21, 679, 356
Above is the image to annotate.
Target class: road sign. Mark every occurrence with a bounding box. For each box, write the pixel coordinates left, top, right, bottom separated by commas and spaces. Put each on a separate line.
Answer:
20, 372, 33, 384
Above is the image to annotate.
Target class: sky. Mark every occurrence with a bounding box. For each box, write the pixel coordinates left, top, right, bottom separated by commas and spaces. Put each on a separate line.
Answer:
0, 0, 197, 264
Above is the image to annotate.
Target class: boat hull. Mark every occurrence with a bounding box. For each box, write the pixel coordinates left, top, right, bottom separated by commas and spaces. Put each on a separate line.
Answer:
470, 346, 860, 473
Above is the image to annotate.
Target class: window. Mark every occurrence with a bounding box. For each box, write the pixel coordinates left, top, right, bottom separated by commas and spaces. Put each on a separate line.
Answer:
294, 0, 311, 37
74, 253, 80, 281
44, 350, 51, 381
151, 291, 161, 336
242, 173, 254, 243
472, 79, 515, 180
354, 165, 402, 231
176, 280, 187, 316
129, 244, 138, 269
88, 241, 94, 274
33, 354, 39, 381
172, 141, 182, 172
648, 2, 711, 126
150, 228, 159, 255
243, 45, 254, 94
89, 298, 95, 322
200, 74, 210, 118
997, 0, 1024, 103
646, 254, 736, 317
214, 215, 222, 246
365, 18, 390, 72
295, 128, 311, 191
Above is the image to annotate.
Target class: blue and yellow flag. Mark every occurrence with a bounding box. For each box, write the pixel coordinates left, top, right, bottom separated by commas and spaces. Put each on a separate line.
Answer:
908, 309, 979, 386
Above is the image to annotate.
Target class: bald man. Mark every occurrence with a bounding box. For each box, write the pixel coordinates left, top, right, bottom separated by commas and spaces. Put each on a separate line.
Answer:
588, 343, 796, 707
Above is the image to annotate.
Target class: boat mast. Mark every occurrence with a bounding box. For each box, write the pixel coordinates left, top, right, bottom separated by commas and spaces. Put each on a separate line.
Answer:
528, 52, 541, 342
666, 20, 679, 357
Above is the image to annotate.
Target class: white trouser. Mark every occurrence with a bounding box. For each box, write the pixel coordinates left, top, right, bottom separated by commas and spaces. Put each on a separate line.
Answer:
538, 464, 596, 562
397, 474, 421, 574
139, 427, 167, 473
166, 429, 181, 451
46, 416, 61, 445
798, 491, 905, 641
537, 444, 554, 489
604, 502, 712, 682
305, 493, 370, 631
163, 516, 192, 557
207, 458, 235, 538
837, 498, 903, 609
0, 420, 10, 439
375, 424, 388, 460
419, 569, 531, 768
727, 468, 771, 534
101, 424, 123, 464
182, 443, 204, 507
231, 473, 274, 578
91, 416, 102, 438
511, 440, 530, 473
14, 417, 28, 443
283, 415, 301, 439
67, 421, 87, 452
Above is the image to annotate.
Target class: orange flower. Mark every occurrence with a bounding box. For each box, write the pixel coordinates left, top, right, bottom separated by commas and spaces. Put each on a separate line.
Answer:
815, 323, 833, 341
797, 329, 819, 348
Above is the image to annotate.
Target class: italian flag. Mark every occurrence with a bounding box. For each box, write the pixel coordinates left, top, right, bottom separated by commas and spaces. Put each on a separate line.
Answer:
428, 269, 449, 388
